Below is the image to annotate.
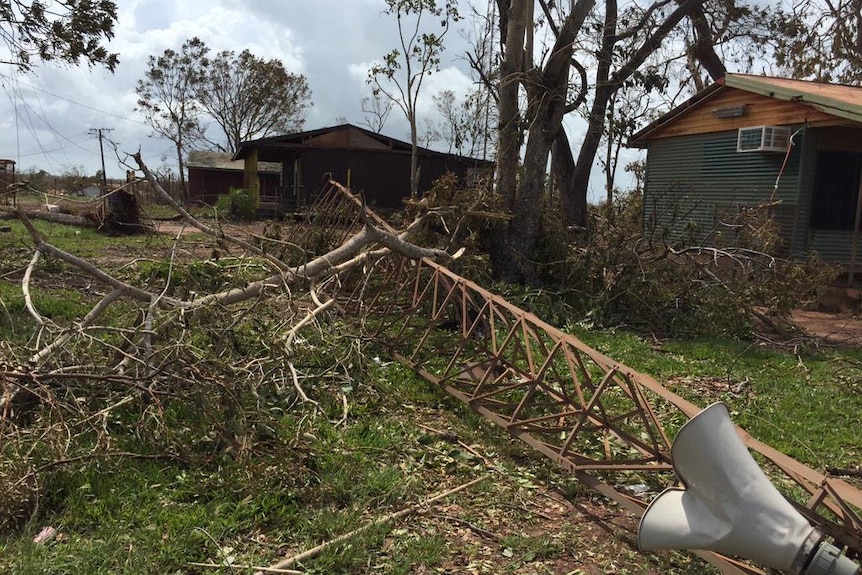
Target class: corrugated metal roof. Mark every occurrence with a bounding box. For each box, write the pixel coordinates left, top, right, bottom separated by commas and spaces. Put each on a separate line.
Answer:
233, 124, 411, 161
629, 74, 862, 147
186, 151, 281, 173
233, 123, 494, 167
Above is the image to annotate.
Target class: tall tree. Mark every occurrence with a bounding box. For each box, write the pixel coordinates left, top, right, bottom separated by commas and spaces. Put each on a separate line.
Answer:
0, 0, 118, 71
562, 0, 771, 230
495, 0, 531, 214
135, 37, 208, 202
670, 1, 770, 91
495, 0, 595, 281
580, 1, 769, 212
369, 0, 460, 198
493, 0, 764, 282
562, 1, 703, 238
197, 49, 312, 154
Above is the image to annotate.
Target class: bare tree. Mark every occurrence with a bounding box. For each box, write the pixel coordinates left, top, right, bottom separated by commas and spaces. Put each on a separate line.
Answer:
368, 0, 461, 199
461, 0, 501, 162
494, 0, 531, 215
597, 85, 653, 210
359, 92, 395, 133
430, 88, 496, 158
433, 90, 462, 154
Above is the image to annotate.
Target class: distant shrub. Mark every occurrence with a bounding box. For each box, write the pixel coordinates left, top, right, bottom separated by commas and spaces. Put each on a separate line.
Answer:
216, 188, 255, 220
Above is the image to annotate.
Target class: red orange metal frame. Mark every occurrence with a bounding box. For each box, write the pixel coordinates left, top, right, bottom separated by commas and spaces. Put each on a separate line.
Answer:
312, 182, 862, 574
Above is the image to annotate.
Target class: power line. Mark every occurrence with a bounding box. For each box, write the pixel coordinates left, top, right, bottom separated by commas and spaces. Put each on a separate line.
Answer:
11, 77, 147, 126
2, 72, 103, 171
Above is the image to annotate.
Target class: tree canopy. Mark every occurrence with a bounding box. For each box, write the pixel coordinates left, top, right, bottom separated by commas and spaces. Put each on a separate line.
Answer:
0, 0, 119, 71
770, 0, 862, 84
197, 49, 312, 154
136, 37, 312, 189
136, 37, 208, 200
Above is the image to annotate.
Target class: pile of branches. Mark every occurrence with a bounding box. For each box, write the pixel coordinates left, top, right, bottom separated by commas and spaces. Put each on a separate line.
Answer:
532, 191, 838, 337
0, 153, 462, 533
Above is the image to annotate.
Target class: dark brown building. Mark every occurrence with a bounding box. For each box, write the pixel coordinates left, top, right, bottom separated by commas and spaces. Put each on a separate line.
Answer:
233, 124, 493, 214
186, 151, 281, 206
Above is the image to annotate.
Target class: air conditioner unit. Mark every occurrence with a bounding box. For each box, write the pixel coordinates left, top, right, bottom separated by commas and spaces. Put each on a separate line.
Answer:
737, 126, 791, 153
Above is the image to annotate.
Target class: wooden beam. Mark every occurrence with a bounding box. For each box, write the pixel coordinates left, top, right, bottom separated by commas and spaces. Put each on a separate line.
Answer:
243, 150, 260, 211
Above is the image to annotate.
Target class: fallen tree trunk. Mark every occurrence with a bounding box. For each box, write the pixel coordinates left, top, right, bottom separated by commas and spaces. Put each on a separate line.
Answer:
1, 184, 144, 234
0, 210, 91, 227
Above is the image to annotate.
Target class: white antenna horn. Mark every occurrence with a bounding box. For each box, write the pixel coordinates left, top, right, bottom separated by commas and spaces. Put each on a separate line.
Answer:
638, 402, 859, 575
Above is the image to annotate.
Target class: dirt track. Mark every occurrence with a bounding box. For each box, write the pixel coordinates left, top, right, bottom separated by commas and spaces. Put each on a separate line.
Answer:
790, 310, 862, 347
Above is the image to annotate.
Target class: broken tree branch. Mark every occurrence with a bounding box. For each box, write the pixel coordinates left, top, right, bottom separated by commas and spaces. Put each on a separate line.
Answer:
22, 250, 45, 327
286, 361, 322, 414
189, 563, 304, 574
257, 475, 489, 574
0, 206, 91, 227
30, 288, 125, 365
15, 209, 184, 308
282, 289, 335, 353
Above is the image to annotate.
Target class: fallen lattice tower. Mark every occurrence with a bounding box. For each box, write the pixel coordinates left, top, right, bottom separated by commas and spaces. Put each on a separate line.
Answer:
309, 181, 862, 575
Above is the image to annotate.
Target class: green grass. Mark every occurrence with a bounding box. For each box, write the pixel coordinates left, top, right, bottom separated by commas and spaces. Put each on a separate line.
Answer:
1, 216, 859, 574
1, 218, 154, 256
570, 324, 862, 469
0, 281, 93, 345
0, 360, 483, 574
0, 281, 89, 317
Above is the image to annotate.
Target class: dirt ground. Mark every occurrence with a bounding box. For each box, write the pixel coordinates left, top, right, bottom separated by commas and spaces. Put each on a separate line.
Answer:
790, 309, 862, 347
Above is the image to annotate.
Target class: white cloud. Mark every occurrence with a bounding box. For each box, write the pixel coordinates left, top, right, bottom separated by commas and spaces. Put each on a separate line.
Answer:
0, 1, 480, 179
131, 0, 178, 33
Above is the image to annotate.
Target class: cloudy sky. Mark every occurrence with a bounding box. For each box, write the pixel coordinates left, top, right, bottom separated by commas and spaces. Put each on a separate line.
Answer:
0, 0, 484, 176
0, 0, 636, 199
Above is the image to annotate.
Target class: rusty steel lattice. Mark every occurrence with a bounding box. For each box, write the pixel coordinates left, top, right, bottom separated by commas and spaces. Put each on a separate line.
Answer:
308, 182, 862, 575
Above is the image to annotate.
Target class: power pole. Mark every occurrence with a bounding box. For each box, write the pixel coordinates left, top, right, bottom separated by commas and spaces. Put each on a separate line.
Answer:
89, 128, 114, 190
